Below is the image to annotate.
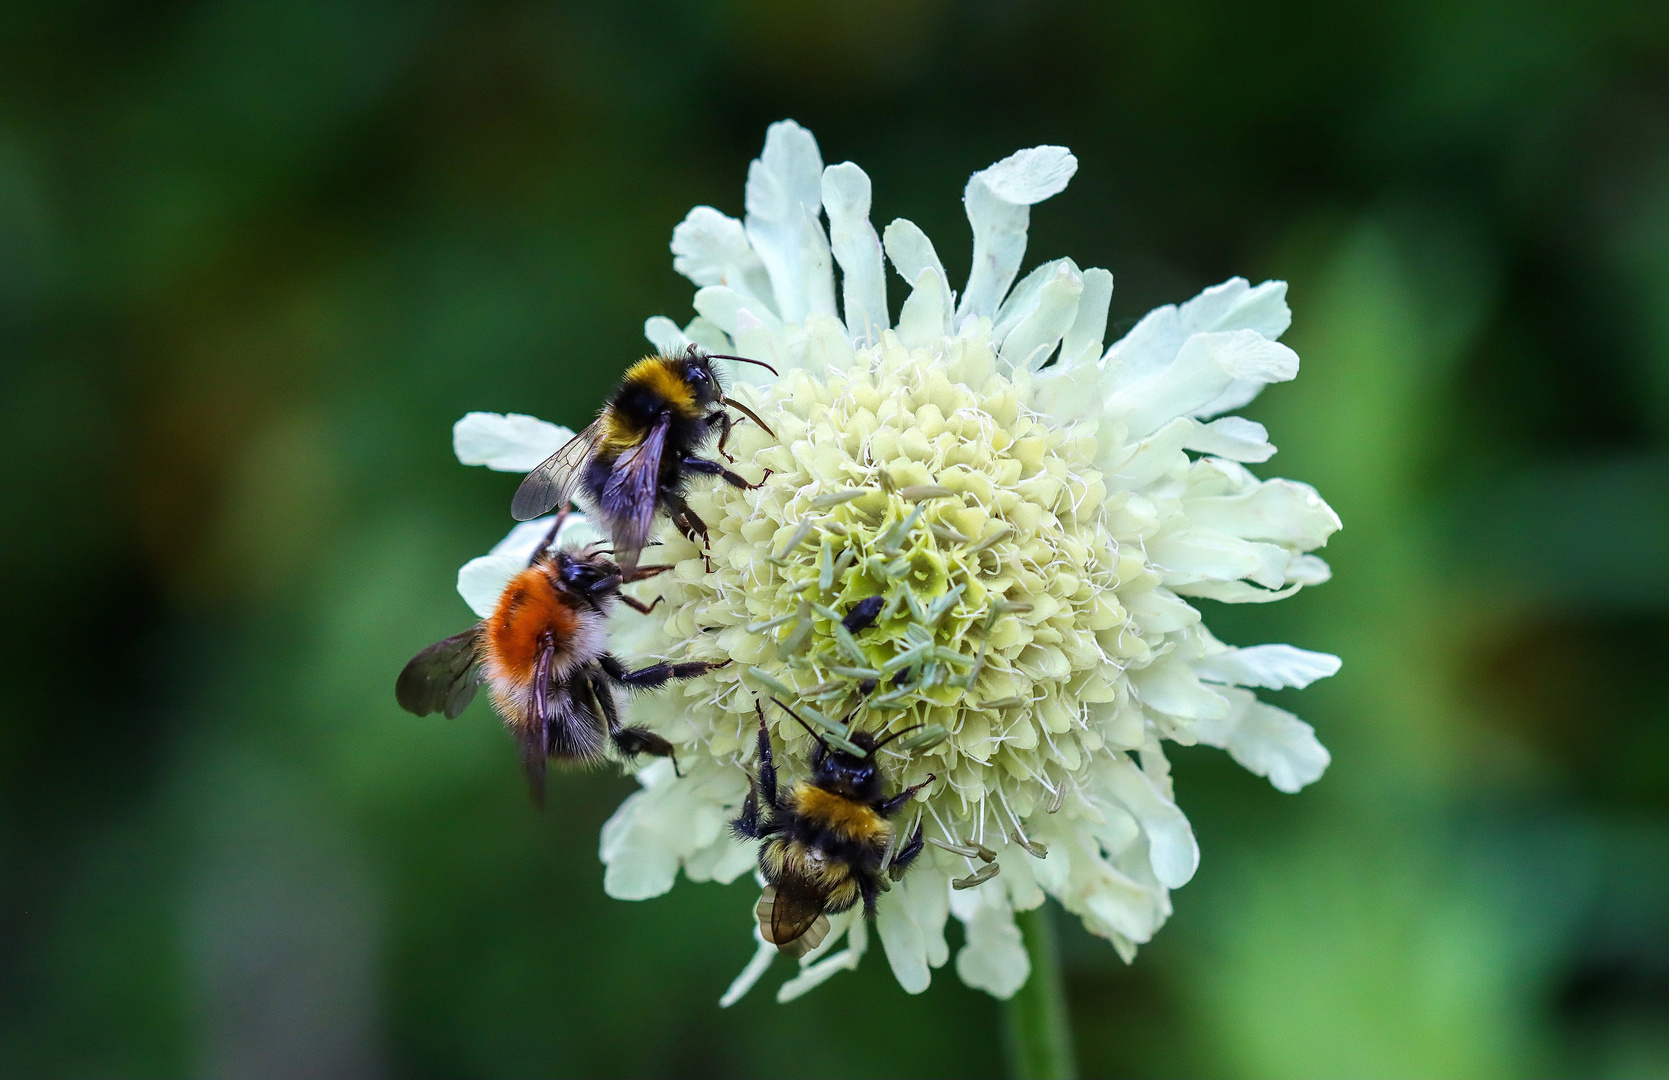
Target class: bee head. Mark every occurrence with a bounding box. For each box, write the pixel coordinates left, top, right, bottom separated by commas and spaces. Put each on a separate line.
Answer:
554, 549, 622, 603
677, 346, 724, 407
810, 730, 883, 802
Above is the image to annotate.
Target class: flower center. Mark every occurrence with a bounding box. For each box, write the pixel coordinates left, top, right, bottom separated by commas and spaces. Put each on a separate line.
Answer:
650, 332, 1143, 825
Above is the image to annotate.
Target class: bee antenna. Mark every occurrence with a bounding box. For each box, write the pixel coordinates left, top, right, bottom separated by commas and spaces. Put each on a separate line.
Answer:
706, 352, 780, 377
769, 697, 830, 753
870, 723, 925, 751
718, 395, 777, 441
532, 506, 570, 565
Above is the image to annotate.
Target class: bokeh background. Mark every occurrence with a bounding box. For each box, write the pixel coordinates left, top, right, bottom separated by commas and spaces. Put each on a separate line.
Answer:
4, 1, 1668, 1077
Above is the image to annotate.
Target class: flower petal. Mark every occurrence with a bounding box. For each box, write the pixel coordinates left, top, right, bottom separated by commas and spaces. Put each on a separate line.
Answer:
883, 218, 950, 292
950, 882, 1030, 999
957, 146, 1077, 322
670, 205, 775, 308
1192, 687, 1330, 793
896, 268, 951, 348
1194, 643, 1342, 690
643, 315, 690, 356
1183, 416, 1276, 462
1060, 267, 1114, 369
822, 162, 889, 346
719, 934, 777, 1008
452, 411, 574, 472
998, 262, 1084, 372
1184, 478, 1341, 550
1106, 330, 1299, 441
1100, 755, 1199, 888
777, 915, 867, 1002
744, 120, 828, 324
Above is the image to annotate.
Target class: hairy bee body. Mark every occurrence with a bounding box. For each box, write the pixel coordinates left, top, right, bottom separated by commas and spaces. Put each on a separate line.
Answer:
511, 346, 775, 571
395, 522, 723, 803
733, 706, 934, 957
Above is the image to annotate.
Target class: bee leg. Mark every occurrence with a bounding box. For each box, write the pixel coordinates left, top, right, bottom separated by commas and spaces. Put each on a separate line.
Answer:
731, 787, 767, 840
598, 653, 728, 691
619, 594, 663, 615
681, 455, 771, 491
888, 820, 926, 880
529, 506, 570, 566
620, 563, 674, 583
664, 492, 714, 571
591, 669, 681, 772
706, 410, 736, 463
752, 701, 778, 808
858, 873, 882, 919
874, 773, 936, 817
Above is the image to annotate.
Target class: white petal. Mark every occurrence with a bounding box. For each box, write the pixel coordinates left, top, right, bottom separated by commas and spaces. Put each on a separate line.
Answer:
744, 120, 827, 323
877, 884, 931, 994
1100, 755, 1199, 888
731, 308, 788, 385
1285, 553, 1332, 585
457, 554, 524, 619
693, 284, 785, 339
1107, 330, 1299, 441
1060, 267, 1114, 368
883, 218, 949, 293
1129, 653, 1230, 720
957, 146, 1078, 322
1031, 355, 1102, 425
1193, 687, 1331, 793
1172, 578, 1304, 604
1185, 478, 1341, 550
822, 162, 889, 345
896, 267, 951, 348
1148, 529, 1292, 590
777, 916, 866, 1002
719, 935, 777, 1008
1105, 416, 1192, 489
1194, 644, 1342, 690
643, 315, 690, 357
998, 262, 1084, 372
992, 257, 1077, 343
797, 204, 838, 320
452, 412, 574, 472
1183, 416, 1275, 462
950, 884, 1030, 999
1177, 276, 1291, 341
670, 205, 774, 307
683, 315, 732, 354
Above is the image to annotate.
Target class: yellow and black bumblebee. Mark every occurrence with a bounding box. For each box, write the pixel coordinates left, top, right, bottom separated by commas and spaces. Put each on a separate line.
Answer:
732, 699, 936, 957
510, 345, 777, 572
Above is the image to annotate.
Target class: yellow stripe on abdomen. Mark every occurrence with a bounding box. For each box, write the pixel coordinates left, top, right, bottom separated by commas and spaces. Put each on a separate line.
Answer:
791, 782, 892, 845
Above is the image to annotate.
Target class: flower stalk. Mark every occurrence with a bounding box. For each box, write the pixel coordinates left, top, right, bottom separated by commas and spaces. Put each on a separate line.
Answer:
1004, 905, 1078, 1080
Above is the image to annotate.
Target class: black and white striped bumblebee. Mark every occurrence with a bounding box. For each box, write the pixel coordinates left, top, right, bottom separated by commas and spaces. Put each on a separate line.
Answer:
732, 699, 936, 957
510, 345, 777, 573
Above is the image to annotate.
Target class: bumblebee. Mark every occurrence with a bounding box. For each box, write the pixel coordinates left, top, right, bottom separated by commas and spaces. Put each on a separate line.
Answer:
732, 699, 936, 957
510, 345, 778, 572
395, 513, 724, 804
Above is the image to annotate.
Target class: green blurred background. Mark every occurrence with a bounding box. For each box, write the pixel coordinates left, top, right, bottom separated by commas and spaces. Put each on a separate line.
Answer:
4, 1, 1668, 1077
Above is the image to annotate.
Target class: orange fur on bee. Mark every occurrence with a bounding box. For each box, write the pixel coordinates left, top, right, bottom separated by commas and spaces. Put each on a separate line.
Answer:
790, 782, 892, 845
482, 566, 578, 687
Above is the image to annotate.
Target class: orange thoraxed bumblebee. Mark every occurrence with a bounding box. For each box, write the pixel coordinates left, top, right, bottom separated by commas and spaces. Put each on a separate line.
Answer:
732, 700, 935, 957
510, 345, 777, 572
395, 514, 722, 803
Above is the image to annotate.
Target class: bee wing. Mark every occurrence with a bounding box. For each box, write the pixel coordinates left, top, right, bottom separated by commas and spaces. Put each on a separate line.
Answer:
756, 881, 832, 958
395, 630, 483, 718
599, 411, 670, 571
511, 419, 606, 522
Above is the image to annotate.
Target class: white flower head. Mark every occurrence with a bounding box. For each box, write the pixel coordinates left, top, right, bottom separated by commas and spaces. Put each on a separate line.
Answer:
455, 121, 1341, 1003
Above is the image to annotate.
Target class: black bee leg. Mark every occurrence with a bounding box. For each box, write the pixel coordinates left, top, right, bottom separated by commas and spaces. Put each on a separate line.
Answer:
683, 455, 771, 491
707, 410, 736, 463
621, 563, 674, 583
598, 653, 728, 690
530, 506, 570, 566
859, 873, 882, 919
888, 820, 926, 880
753, 701, 778, 808
592, 668, 681, 774
874, 774, 936, 817
664, 492, 715, 571
619, 594, 663, 615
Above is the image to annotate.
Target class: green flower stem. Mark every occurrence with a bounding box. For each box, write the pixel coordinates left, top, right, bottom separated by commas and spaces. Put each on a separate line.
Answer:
1004, 904, 1079, 1080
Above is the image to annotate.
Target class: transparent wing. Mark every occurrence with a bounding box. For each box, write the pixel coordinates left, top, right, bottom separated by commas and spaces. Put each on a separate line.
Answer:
395, 630, 482, 719
756, 879, 832, 956
599, 412, 669, 569
511, 418, 606, 522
